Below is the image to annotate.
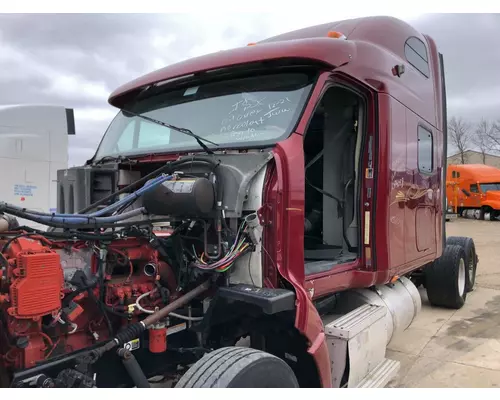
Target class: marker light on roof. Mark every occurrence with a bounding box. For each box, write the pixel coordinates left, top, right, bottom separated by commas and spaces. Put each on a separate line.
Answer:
247, 42, 257, 46
327, 31, 346, 40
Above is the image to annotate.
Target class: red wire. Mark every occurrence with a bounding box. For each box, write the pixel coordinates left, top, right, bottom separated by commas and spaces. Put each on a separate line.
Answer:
44, 338, 60, 359
38, 332, 54, 348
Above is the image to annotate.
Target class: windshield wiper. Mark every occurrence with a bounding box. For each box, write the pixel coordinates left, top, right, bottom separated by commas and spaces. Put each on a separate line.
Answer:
121, 108, 218, 155
92, 155, 137, 166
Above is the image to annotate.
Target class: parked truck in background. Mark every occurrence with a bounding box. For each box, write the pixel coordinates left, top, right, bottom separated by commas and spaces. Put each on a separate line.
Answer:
0, 105, 75, 231
447, 163, 500, 220
0, 16, 478, 388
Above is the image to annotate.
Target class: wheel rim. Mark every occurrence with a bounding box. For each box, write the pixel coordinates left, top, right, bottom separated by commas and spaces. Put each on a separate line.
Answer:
458, 258, 466, 296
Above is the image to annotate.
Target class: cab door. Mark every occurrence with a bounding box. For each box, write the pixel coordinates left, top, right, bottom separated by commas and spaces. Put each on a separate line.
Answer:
468, 182, 482, 208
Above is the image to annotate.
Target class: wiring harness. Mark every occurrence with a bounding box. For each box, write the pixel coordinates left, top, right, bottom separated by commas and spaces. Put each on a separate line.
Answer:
191, 219, 253, 272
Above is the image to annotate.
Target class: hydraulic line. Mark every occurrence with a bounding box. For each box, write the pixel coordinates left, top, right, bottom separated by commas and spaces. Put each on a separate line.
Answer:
135, 291, 204, 321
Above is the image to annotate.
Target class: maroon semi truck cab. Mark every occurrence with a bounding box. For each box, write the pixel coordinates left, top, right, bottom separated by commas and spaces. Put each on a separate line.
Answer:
3, 16, 476, 389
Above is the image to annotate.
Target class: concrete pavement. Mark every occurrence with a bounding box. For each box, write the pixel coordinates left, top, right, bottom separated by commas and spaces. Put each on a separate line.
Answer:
387, 218, 500, 388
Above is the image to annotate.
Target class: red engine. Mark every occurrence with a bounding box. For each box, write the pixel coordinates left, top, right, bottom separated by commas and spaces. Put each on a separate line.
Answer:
0, 234, 177, 373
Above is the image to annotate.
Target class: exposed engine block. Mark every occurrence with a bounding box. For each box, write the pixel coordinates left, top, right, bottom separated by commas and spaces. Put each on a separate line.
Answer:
0, 155, 266, 388
0, 235, 175, 372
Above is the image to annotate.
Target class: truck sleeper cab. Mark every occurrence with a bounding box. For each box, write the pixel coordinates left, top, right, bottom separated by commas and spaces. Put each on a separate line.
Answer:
22, 16, 477, 389
447, 163, 500, 220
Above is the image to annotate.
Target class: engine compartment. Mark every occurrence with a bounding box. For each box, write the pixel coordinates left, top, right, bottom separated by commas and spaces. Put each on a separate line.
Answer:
0, 153, 272, 388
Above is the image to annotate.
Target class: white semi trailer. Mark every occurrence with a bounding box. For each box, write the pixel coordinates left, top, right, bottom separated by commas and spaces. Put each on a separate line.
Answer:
0, 105, 74, 230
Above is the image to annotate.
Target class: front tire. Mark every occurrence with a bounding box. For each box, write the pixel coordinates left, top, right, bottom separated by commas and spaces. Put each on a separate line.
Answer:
175, 347, 299, 388
425, 245, 467, 309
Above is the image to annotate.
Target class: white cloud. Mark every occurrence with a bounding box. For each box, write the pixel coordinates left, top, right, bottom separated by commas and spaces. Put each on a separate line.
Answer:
448, 85, 500, 120
0, 12, 498, 166
46, 75, 110, 101
74, 107, 117, 122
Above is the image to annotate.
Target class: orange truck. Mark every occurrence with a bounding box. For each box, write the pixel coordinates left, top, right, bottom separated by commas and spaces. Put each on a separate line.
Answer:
447, 164, 500, 220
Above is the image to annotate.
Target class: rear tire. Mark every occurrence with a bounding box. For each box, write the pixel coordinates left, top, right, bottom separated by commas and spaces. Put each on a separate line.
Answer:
425, 245, 467, 309
175, 347, 299, 388
446, 236, 477, 292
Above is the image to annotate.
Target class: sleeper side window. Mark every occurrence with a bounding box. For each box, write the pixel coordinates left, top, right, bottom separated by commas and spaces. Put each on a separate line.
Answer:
417, 125, 433, 173
405, 36, 430, 78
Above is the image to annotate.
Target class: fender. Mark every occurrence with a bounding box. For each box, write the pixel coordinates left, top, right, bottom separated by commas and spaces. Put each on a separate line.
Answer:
482, 200, 500, 210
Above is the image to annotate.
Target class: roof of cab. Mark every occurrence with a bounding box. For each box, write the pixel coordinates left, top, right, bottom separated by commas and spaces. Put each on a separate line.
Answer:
108, 15, 426, 108
108, 37, 355, 108
450, 164, 500, 179
260, 15, 426, 57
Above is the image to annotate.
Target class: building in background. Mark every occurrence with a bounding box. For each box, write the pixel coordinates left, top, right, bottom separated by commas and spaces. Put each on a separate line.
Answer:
447, 150, 500, 169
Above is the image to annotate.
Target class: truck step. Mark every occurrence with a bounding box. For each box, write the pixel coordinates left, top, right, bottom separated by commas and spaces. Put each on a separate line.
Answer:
325, 303, 386, 339
355, 358, 400, 388
324, 303, 392, 387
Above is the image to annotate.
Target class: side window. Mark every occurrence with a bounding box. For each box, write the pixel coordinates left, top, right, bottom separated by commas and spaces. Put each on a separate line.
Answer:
417, 125, 433, 173
470, 184, 479, 193
452, 171, 457, 178
457, 172, 461, 178
116, 120, 136, 152
405, 37, 430, 78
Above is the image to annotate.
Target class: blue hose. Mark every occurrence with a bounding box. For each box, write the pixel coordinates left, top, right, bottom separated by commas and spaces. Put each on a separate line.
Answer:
0, 173, 172, 220
21, 207, 147, 226
89, 174, 172, 217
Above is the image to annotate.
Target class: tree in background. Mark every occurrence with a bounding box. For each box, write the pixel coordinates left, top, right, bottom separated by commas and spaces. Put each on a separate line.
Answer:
485, 120, 500, 153
448, 117, 472, 164
473, 118, 494, 164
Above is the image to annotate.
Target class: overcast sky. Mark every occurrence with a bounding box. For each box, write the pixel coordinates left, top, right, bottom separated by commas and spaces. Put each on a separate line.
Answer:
0, 13, 499, 166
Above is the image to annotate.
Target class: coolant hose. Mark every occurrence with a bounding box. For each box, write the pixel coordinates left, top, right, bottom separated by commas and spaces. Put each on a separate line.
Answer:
5, 207, 147, 227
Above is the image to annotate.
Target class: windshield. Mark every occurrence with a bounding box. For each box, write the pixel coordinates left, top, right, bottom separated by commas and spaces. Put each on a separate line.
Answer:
94, 71, 316, 160
480, 183, 500, 192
